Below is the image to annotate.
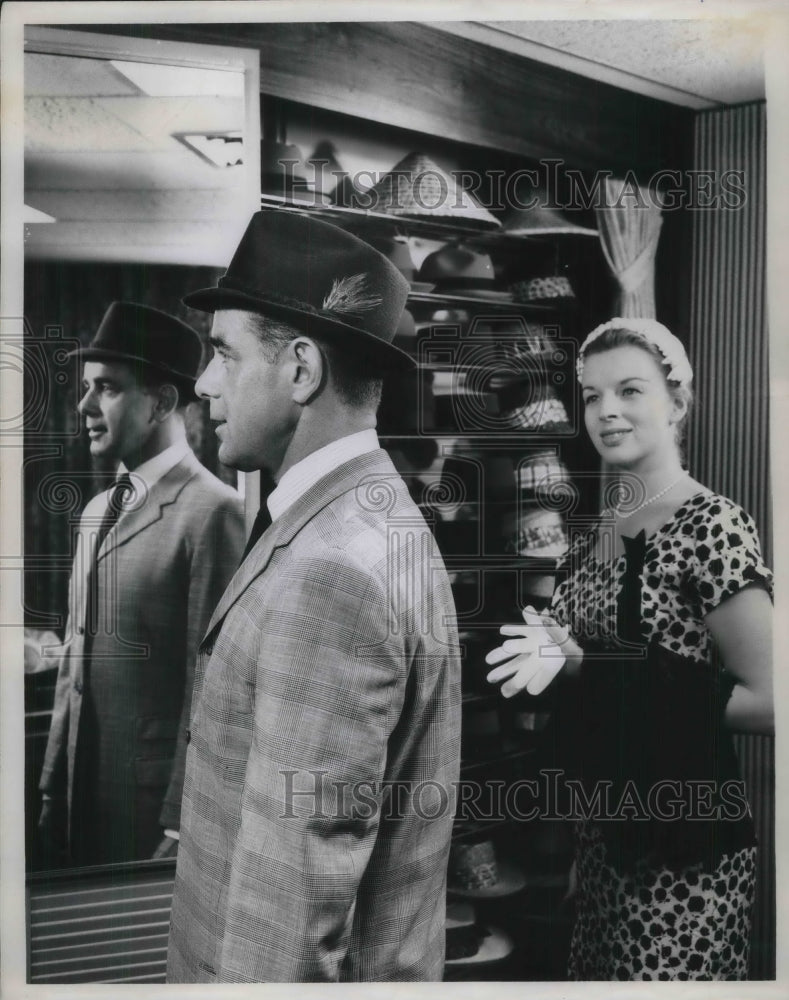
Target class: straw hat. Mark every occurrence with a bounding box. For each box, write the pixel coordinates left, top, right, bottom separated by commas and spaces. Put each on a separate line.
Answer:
360, 152, 501, 228
448, 839, 527, 898
501, 505, 569, 560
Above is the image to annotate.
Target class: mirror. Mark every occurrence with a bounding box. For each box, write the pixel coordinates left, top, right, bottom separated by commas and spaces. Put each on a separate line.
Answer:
22, 26, 260, 874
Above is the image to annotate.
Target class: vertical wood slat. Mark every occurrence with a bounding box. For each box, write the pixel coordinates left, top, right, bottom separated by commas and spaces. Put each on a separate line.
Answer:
688, 102, 774, 980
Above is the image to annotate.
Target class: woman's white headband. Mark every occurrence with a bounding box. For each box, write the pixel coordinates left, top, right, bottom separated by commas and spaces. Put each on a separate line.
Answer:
576, 318, 693, 387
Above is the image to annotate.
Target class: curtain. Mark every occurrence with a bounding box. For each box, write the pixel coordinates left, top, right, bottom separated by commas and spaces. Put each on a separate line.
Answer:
595, 176, 664, 318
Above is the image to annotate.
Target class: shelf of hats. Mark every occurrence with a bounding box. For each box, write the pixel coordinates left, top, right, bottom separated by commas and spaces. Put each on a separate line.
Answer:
257, 103, 616, 979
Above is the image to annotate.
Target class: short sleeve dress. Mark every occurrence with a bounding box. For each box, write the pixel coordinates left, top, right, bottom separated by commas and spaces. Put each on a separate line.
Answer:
550, 491, 772, 981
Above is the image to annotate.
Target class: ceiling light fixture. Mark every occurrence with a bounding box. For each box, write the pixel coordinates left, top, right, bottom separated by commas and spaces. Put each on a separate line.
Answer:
175, 132, 244, 168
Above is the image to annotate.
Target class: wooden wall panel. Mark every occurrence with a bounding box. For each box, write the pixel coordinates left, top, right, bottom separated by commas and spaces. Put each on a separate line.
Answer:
75, 21, 691, 176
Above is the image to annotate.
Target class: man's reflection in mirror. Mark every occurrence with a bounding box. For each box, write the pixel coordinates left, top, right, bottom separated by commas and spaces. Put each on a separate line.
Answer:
35, 302, 244, 867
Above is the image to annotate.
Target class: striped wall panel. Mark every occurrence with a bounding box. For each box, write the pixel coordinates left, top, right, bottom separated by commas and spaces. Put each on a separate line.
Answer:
27, 865, 174, 984
687, 102, 770, 555
687, 101, 774, 981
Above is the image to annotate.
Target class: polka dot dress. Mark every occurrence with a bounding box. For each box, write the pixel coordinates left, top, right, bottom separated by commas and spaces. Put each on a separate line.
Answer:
568, 824, 756, 980
551, 492, 772, 981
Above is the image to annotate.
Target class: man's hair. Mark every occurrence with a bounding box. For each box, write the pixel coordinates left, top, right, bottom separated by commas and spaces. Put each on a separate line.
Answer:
251, 315, 384, 411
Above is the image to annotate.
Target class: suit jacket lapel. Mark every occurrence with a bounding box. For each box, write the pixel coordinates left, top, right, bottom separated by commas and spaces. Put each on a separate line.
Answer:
204, 448, 398, 637
97, 452, 200, 562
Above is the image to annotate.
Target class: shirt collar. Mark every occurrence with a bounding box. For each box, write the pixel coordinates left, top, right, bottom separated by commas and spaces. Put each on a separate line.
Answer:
119, 439, 191, 494
268, 429, 379, 522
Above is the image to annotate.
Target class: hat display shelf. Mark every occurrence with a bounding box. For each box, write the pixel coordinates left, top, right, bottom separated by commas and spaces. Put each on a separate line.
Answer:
348, 196, 593, 983
258, 142, 599, 983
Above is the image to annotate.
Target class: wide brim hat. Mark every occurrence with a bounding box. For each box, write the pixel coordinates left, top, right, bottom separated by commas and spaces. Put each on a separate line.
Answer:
68, 301, 203, 402
259, 140, 332, 205
502, 201, 598, 237
183, 211, 414, 372
445, 902, 514, 966
418, 242, 498, 292
359, 152, 501, 229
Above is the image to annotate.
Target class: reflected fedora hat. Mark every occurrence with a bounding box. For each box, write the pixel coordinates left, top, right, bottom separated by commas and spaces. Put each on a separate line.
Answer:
69, 301, 203, 401
183, 211, 414, 371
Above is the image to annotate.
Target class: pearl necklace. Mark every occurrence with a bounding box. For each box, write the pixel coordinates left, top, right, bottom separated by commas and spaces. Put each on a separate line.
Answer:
609, 471, 688, 520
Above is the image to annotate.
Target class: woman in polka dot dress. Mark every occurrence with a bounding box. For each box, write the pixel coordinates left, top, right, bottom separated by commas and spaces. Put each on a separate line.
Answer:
486, 319, 773, 980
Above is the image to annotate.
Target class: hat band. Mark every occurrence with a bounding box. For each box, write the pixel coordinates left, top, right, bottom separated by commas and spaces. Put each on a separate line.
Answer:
219, 275, 322, 317
218, 274, 387, 333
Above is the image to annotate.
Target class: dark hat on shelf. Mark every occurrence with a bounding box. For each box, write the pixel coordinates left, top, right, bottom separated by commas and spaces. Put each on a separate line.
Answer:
372, 235, 437, 293
260, 139, 329, 204
502, 199, 598, 237
183, 211, 414, 372
373, 235, 416, 282
418, 243, 511, 300
445, 901, 514, 966
331, 171, 364, 209
69, 301, 203, 401
360, 152, 501, 228
305, 139, 344, 198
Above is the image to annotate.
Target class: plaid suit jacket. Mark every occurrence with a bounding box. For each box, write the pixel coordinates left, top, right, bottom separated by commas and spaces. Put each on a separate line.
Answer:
167, 449, 461, 982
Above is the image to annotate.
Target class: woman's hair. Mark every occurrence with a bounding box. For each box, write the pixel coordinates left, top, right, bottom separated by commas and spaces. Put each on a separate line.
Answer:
581, 326, 694, 450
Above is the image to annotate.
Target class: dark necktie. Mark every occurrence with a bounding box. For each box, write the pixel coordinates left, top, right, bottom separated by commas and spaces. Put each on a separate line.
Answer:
240, 504, 272, 562
85, 473, 133, 638
240, 472, 276, 563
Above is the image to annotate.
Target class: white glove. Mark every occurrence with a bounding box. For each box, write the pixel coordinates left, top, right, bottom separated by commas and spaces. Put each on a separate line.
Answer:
485, 605, 573, 698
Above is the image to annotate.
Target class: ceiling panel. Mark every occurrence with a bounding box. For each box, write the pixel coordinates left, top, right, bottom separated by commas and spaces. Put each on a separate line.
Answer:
481, 19, 765, 106
24, 52, 139, 97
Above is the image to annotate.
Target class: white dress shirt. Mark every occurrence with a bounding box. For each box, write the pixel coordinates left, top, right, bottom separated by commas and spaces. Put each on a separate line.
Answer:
267, 428, 380, 522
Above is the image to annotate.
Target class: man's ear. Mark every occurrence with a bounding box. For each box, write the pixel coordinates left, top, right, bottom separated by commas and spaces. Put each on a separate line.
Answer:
152, 382, 180, 420
289, 337, 325, 405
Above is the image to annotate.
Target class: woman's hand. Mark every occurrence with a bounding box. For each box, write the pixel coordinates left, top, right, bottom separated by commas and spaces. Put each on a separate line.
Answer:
485, 606, 582, 698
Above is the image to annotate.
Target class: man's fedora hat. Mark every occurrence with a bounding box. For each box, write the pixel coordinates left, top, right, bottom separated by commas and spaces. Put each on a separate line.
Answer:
69, 301, 203, 401
183, 211, 414, 371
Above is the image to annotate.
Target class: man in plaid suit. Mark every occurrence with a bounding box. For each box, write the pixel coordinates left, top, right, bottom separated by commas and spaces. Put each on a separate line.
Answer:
166, 212, 461, 982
